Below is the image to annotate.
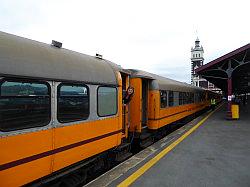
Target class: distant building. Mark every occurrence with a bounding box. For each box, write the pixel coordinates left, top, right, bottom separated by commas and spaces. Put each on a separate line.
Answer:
191, 37, 207, 87
191, 38, 220, 92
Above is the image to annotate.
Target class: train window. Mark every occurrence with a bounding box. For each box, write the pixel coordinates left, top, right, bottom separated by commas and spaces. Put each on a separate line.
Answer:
57, 84, 89, 123
98, 87, 117, 117
187, 93, 190, 104
198, 92, 203, 102
184, 92, 187, 104
182, 92, 186, 104
185, 92, 190, 104
187, 92, 190, 104
202, 93, 206, 101
179, 92, 184, 105
0, 79, 50, 132
173, 92, 179, 106
191, 93, 195, 103
168, 91, 174, 107
160, 90, 168, 108
194, 93, 198, 103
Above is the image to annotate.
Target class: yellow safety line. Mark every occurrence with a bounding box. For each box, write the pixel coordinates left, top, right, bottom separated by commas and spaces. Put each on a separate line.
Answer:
117, 104, 222, 187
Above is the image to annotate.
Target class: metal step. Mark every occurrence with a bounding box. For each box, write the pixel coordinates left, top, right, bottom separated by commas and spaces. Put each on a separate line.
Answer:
115, 152, 133, 162
116, 143, 131, 151
140, 132, 151, 141
140, 139, 153, 149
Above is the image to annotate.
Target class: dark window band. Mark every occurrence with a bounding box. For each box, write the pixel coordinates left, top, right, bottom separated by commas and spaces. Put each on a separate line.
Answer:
0, 78, 51, 132
57, 83, 89, 123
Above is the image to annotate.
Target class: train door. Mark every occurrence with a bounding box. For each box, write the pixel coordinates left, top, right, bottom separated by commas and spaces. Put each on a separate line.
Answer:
141, 79, 148, 127
129, 78, 142, 133
121, 73, 129, 136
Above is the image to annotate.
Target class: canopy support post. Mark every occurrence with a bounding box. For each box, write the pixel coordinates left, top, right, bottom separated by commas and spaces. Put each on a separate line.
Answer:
227, 77, 232, 119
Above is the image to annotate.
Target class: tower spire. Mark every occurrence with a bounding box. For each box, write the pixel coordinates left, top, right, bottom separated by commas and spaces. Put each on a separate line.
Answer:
195, 37, 200, 47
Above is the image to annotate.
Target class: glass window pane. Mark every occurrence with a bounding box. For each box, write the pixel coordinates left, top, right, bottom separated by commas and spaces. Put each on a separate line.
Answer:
173, 92, 179, 106
0, 80, 50, 132
57, 84, 89, 123
60, 85, 87, 96
1, 81, 48, 96
179, 92, 183, 105
160, 90, 168, 108
168, 91, 174, 107
98, 87, 117, 116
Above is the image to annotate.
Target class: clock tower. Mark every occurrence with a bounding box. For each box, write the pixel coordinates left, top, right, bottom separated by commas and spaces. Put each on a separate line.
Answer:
191, 38, 207, 88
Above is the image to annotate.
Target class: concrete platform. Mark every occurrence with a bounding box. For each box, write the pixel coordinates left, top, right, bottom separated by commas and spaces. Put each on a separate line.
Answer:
85, 102, 250, 187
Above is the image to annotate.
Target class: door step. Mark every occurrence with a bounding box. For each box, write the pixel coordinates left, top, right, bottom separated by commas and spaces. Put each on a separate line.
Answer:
140, 140, 153, 149
140, 132, 153, 149
115, 152, 133, 162
116, 142, 131, 151
140, 132, 151, 141
113, 143, 132, 162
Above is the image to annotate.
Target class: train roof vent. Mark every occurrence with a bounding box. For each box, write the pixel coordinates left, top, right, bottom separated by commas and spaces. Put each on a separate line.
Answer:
51, 40, 62, 48
96, 53, 103, 59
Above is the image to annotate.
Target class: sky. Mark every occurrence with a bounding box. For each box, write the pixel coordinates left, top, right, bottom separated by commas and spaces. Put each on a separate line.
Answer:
0, 0, 249, 83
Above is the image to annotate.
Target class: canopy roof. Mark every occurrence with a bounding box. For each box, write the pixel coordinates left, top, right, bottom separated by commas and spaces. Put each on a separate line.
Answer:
196, 43, 250, 94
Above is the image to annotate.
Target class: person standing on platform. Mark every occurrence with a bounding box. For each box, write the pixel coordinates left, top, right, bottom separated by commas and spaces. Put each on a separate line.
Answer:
211, 98, 216, 110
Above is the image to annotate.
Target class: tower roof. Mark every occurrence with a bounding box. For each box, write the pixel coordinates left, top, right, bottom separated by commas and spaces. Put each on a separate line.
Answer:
195, 37, 200, 47
191, 36, 203, 52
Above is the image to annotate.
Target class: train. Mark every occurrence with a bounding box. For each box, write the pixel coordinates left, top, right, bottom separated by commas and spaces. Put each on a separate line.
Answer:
0, 31, 221, 186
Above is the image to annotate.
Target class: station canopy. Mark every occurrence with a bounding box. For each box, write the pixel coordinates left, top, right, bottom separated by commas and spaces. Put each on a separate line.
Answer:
196, 43, 250, 94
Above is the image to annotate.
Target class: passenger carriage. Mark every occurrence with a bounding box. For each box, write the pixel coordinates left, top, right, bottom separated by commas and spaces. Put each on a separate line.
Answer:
0, 31, 130, 186
128, 69, 211, 147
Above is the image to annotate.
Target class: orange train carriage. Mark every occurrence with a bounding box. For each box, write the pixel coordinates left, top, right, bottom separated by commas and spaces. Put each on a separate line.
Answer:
0, 31, 221, 186
127, 69, 220, 147
0, 31, 131, 186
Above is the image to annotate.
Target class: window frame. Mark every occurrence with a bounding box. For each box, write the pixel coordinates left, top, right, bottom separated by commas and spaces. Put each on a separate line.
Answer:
179, 92, 183, 105
168, 90, 174, 107
57, 82, 90, 123
97, 86, 118, 117
160, 90, 168, 108
0, 78, 51, 132
173, 91, 179, 106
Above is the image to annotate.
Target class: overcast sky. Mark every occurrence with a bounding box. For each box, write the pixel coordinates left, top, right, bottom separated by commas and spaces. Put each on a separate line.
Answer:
1, 0, 249, 83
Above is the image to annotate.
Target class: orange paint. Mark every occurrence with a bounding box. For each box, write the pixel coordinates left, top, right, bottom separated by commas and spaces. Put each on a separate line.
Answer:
0, 130, 53, 186
53, 118, 121, 172
129, 78, 142, 133
147, 91, 210, 129
0, 116, 121, 187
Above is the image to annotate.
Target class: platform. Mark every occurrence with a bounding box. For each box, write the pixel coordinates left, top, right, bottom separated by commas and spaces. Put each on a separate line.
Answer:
85, 101, 250, 187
